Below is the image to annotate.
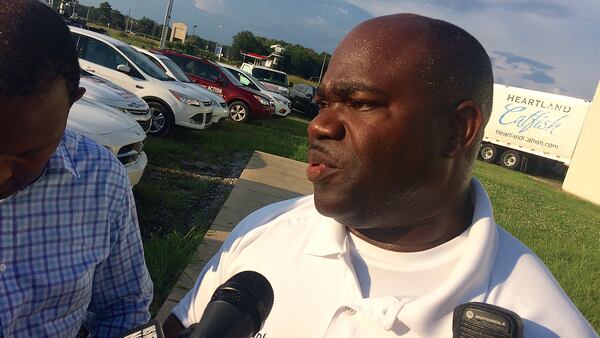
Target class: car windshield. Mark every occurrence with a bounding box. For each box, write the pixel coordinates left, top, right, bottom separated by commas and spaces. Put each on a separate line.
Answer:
161, 57, 192, 83
216, 64, 242, 86
226, 67, 269, 92
251, 68, 288, 87
117, 45, 173, 81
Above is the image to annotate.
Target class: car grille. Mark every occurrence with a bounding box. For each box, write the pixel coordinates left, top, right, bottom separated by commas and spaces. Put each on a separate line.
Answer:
124, 108, 149, 115
138, 119, 151, 133
191, 113, 212, 125
220, 102, 227, 108
117, 141, 144, 166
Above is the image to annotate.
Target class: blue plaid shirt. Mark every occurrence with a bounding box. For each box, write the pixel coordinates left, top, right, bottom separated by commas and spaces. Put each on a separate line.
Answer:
0, 130, 153, 337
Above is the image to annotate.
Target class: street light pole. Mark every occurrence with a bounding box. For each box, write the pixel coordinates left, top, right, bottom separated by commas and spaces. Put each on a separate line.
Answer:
159, 0, 174, 49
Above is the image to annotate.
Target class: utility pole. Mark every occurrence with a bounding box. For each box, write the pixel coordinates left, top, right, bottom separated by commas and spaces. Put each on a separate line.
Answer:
71, 0, 77, 17
159, 0, 174, 49
86, 4, 92, 21
318, 54, 328, 86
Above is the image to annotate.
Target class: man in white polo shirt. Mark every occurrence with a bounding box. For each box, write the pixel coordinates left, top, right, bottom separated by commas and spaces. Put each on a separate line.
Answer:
163, 14, 597, 337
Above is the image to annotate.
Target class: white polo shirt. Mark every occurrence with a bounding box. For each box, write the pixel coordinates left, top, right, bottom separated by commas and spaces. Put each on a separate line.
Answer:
172, 179, 597, 337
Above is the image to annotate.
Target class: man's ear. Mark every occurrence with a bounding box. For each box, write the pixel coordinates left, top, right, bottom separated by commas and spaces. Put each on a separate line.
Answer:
72, 87, 86, 104
444, 100, 484, 158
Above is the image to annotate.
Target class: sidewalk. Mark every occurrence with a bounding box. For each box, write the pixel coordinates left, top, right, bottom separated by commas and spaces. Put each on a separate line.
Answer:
155, 151, 313, 322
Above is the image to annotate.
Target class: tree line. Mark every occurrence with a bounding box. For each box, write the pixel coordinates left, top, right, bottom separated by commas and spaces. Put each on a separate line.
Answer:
51, 1, 329, 81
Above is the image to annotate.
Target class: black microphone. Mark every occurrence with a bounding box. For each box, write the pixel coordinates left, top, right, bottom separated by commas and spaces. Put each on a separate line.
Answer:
176, 271, 274, 338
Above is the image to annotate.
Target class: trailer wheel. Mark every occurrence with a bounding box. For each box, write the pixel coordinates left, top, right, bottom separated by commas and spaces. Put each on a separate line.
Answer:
479, 144, 498, 163
500, 150, 521, 170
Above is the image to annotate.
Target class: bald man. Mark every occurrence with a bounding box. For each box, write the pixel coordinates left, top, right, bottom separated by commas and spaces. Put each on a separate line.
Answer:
163, 14, 596, 337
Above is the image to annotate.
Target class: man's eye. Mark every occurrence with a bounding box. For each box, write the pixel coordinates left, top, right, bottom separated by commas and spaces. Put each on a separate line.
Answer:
349, 100, 373, 111
317, 100, 329, 109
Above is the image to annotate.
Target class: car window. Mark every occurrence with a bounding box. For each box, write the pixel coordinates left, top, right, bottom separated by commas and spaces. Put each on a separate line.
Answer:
195, 62, 221, 81
79, 36, 127, 71
294, 84, 309, 95
144, 54, 167, 73
117, 45, 173, 81
227, 68, 260, 91
251, 68, 288, 87
161, 57, 193, 83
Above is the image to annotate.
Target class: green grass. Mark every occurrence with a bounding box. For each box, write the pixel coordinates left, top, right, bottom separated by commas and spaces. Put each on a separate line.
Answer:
474, 162, 600, 327
289, 74, 318, 87
87, 22, 160, 49
135, 116, 310, 312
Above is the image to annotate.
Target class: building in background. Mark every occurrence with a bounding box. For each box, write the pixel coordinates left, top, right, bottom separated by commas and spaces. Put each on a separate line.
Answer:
170, 22, 187, 43
563, 81, 600, 205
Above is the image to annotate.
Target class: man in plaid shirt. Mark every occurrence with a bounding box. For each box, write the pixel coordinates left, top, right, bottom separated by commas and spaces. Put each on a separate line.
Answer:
0, 1, 153, 336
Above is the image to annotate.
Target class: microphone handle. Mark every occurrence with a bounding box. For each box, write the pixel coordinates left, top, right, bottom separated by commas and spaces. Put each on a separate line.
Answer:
188, 300, 256, 338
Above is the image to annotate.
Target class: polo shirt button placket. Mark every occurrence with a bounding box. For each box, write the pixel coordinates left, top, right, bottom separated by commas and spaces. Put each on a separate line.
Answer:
0, 262, 6, 273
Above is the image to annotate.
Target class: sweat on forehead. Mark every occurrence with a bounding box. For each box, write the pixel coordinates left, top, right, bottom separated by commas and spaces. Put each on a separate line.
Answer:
331, 13, 494, 115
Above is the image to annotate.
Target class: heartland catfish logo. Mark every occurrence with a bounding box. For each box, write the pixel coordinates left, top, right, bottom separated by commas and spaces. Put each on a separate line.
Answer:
497, 93, 573, 135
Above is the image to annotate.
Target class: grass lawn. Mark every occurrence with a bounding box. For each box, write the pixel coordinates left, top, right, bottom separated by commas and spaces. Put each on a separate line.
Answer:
136, 114, 600, 330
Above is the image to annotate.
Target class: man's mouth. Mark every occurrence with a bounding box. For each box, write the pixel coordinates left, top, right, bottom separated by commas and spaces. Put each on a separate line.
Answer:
306, 147, 338, 182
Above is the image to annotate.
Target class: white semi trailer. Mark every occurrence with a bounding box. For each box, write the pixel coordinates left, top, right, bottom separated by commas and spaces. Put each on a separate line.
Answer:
479, 84, 591, 173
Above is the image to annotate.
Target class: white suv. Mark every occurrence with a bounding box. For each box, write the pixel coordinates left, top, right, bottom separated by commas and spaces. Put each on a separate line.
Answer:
240, 63, 289, 97
70, 26, 213, 136
134, 47, 229, 124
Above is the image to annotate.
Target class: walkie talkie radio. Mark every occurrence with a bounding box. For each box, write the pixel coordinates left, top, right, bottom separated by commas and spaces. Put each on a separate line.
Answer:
453, 302, 523, 338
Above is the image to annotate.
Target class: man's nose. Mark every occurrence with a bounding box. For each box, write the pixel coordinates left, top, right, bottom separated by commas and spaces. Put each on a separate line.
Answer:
307, 104, 345, 142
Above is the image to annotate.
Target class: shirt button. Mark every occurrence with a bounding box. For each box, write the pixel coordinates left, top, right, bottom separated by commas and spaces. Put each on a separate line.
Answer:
0, 262, 6, 272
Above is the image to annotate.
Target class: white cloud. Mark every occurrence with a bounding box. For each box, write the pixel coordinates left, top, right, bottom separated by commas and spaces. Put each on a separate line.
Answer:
194, 0, 226, 14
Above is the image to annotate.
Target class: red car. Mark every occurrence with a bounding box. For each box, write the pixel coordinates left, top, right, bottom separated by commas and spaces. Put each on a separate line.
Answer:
153, 49, 275, 122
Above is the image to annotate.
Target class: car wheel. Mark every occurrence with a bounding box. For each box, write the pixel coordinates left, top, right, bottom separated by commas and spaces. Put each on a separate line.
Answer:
148, 101, 173, 136
500, 150, 521, 170
479, 144, 497, 163
229, 101, 250, 122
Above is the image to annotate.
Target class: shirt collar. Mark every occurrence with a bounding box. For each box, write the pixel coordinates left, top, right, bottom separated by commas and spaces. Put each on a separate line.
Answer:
397, 178, 498, 337
305, 215, 348, 257
44, 131, 80, 177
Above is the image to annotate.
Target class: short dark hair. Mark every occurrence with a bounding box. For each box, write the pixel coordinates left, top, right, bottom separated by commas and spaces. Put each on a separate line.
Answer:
0, 0, 80, 101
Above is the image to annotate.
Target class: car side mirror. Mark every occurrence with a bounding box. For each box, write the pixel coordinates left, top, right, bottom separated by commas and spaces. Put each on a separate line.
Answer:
117, 64, 131, 73
305, 93, 313, 99
217, 78, 228, 87
288, 82, 294, 88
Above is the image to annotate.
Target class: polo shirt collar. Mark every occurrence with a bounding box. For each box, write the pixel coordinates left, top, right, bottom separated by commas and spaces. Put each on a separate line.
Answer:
305, 216, 348, 257
45, 132, 80, 177
397, 178, 498, 337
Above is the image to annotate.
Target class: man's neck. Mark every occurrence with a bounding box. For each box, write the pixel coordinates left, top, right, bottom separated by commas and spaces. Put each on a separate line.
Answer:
347, 189, 474, 252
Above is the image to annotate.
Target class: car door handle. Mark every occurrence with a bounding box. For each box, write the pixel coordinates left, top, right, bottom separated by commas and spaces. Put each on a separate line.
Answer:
83, 66, 95, 73
135, 84, 144, 89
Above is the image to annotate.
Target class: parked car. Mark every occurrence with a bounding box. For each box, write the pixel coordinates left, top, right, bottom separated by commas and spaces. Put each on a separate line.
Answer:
154, 49, 275, 123
289, 83, 319, 118
70, 26, 213, 136
68, 97, 148, 186
80, 70, 152, 133
220, 63, 291, 117
134, 47, 229, 124
240, 63, 290, 97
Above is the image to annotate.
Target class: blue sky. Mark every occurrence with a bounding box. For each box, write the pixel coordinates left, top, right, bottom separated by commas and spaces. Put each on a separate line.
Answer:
98, 0, 600, 99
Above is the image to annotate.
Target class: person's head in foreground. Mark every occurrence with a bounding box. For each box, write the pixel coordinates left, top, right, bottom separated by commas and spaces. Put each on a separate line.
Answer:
164, 13, 596, 338
0, 0, 85, 199
307, 13, 492, 251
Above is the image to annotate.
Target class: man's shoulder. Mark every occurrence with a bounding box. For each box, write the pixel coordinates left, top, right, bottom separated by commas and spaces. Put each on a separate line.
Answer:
232, 195, 319, 236
488, 225, 595, 336
63, 129, 128, 178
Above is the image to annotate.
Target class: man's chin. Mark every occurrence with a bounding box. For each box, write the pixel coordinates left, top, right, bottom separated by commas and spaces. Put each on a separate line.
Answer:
313, 192, 354, 220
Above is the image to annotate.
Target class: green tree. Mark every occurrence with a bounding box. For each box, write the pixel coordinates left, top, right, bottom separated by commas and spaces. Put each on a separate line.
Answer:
230, 31, 267, 61
96, 1, 112, 24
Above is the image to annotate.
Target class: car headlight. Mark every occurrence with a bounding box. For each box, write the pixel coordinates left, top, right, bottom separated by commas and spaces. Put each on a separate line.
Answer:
169, 90, 201, 107
253, 94, 271, 106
